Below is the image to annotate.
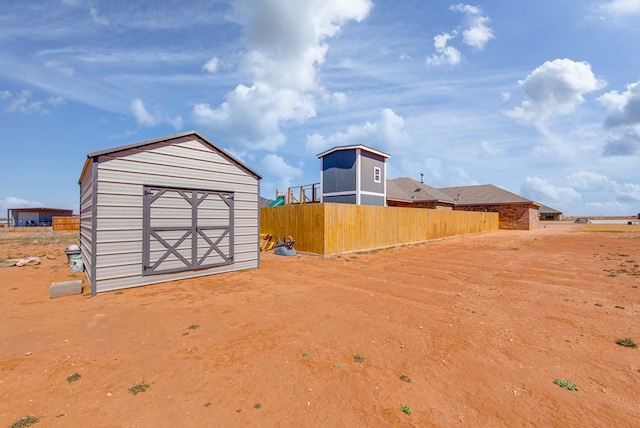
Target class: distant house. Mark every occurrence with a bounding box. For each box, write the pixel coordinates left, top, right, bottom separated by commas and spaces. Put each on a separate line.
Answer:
383, 180, 540, 230
6, 207, 73, 227
317, 145, 390, 206
438, 184, 540, 230
387, 177, 455, 209
538, 204, 563, 221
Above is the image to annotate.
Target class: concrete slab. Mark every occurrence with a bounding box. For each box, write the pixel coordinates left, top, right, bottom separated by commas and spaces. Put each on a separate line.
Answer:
50, 280, 83, 299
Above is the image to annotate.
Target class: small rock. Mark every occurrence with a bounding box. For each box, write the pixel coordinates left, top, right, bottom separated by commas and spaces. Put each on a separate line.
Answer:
25, 352, 32, 356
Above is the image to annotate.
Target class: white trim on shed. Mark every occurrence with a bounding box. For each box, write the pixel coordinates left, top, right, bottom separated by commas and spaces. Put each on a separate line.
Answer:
78, 131, 262, 295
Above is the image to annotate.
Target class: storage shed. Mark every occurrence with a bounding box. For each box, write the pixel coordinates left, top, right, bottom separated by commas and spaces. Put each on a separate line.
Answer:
79, 131, 262, 295
316, 145, 390, 206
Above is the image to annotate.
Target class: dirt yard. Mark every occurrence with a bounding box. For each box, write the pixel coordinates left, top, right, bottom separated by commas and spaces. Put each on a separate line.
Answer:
1, 225, 639, 427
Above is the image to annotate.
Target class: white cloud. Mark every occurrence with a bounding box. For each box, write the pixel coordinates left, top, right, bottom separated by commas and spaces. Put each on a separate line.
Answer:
598, 80, 640, 127
168, 116, 184, 130
426, 4, 494, 67
504, 58, 606, 126
566, 171, 611, 189
131, 98, 183, 130
599, 0, 640, 14
597, 80, 640, 155
449, 166, 476, 185
131, 99, 158, 127
616, 182, 640, 202
566, 170, 640, 202
426, 32, 461, 66
258, 154, 303, 196
45, 61, 75, 77
193, 0, 373, 149
520, 176, 581, 203
305, 108, 411, 155
89, 6, 109, 25
193, 83, 316, 150
602, 127, 640, 155
450, 4, 481, 15
1, 90, 12, 99
203, 56, 220, 73
330, 91, 347, 107
47, 96, 65, 107
3, 90, 64, 115
450, 4, 495, 50
0, 197, 43, 214
479, 140, 504, 157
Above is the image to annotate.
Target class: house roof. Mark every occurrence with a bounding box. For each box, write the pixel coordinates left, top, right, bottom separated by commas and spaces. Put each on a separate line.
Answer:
387, 177, 456, 204
539, 204, 562, 214
259, 196, 274, 208
316, 144, 390, 159
79, 130, 262, 183
438, 184, 540, 206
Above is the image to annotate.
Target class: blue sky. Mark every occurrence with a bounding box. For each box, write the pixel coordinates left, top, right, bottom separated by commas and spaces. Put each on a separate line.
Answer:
1, 0, 639, 216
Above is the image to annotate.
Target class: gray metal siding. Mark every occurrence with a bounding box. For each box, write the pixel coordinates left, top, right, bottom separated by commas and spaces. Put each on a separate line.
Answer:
360, 194, 385, 206
360, 151, 385, 193
92, 137, 259, 293
79, 160, 95, 291
321, 150, 356, 193
323, 194, 357, 204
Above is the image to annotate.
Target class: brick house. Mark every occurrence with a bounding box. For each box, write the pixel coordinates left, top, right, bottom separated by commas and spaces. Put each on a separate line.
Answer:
386, 179, 539, 230
438, 184, 540, 230
539, 204, 563, 221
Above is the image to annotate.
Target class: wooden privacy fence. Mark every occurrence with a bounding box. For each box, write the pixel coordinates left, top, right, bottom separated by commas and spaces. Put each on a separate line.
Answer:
53, 216, 80, 231
261, 203, 499, 255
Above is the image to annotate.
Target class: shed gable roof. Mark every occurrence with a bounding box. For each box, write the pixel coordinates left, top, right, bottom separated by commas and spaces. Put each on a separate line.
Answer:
79, 130, 261, 183
316, 145, 390, 159
387, 177, 455, 204
438, 184, 539, 206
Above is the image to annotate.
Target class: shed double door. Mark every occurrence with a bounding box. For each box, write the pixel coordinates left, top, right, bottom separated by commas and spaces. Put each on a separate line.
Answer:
142, 186, 234, 275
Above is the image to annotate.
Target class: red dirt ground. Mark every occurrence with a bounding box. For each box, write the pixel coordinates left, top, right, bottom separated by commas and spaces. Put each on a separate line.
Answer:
1, 225, 639, 427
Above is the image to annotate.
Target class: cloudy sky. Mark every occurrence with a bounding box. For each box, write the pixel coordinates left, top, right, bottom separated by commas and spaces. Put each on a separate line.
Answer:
1, 0, 639, 216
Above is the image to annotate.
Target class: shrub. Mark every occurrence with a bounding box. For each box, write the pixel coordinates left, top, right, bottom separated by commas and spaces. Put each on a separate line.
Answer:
9, 415, 39, 428
616, 338, 638, 348
400, 405, 412, 415
66, 373, 81, 383
554, 379, 578, 391
128, 382, 150, 395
